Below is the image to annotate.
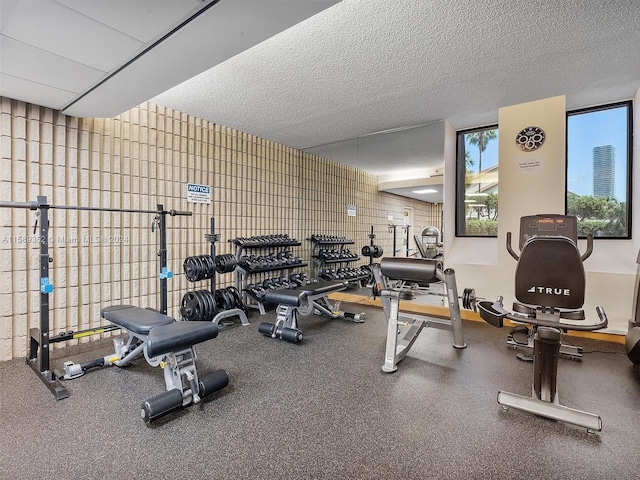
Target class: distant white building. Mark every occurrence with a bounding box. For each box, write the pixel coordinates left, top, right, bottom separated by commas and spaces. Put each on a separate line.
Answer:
593, 145, 615, 198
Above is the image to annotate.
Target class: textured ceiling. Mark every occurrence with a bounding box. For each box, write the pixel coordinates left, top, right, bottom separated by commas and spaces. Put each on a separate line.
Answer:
151, 0, 640, 202
153, 0, 640, 150
1, 0, 639, 204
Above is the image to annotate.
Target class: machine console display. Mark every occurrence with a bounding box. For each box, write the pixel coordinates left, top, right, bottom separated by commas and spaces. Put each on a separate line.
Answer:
518, 214, 577, 250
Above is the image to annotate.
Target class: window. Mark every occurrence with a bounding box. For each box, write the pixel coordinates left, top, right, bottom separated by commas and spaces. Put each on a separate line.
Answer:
566, 101, 633, 238
455, 126, 499, 236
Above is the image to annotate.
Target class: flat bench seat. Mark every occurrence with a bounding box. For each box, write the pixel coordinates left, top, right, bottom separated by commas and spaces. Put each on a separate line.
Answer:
101, 305, 174, 334
101, 305, 219, 358
264, 280, 348, 306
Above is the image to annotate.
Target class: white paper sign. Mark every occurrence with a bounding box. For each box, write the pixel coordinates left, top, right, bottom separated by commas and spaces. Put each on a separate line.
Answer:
187, 183, 211, 204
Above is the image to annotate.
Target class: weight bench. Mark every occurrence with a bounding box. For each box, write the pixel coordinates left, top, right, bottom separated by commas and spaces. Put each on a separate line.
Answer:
61, 305, 228, 424
477, 214, 608, 432
258, 280, 366, 342
372, 257, 467, 372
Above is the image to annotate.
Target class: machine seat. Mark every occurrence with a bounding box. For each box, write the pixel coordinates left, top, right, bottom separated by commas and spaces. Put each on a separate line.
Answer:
264, 280, 348, 306
101, 305, 174, 334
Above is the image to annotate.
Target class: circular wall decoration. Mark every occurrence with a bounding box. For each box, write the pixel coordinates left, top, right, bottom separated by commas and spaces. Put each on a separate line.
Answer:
516, 126, 545, 151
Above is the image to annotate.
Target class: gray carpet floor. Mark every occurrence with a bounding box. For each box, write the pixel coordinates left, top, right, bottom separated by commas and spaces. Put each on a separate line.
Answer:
0, 302, 638, 480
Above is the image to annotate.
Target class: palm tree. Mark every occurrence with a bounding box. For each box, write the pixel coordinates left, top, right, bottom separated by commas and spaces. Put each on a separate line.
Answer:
467, 130, 497, 192
467, 129, 497, 219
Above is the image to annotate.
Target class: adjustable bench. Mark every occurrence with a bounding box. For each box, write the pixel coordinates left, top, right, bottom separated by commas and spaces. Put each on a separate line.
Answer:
258, 280, 366, 342
61, 305, 228, 424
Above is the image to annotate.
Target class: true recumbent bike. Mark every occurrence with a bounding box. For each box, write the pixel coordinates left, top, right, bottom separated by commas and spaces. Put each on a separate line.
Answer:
477, 214, 608, 432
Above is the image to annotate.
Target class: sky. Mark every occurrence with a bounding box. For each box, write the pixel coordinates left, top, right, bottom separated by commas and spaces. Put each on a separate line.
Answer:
463, 104, 629, 202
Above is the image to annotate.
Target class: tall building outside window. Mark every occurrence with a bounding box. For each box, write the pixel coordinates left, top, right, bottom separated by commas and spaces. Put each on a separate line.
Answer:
592, 145, 615, 198
566, 101, 632, 238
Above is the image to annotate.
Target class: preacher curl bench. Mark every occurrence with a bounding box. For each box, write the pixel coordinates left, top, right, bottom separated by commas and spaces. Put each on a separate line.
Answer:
258, 280, 366, 342
372, 257, 467, 373
61, 305, 228, 424
478, 215, 608, 432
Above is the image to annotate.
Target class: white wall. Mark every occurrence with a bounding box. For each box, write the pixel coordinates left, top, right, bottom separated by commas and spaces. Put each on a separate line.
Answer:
444, 94, 639, 334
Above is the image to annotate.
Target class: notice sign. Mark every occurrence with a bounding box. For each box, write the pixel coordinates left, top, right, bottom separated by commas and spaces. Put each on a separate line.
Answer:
187, 183, 211, 204
347, 204, 357, 217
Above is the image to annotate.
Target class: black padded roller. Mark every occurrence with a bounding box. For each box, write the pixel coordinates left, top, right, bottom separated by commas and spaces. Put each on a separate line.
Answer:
198, 369, 229, 397
380, 257, 439, 283
258, 322, 276, 336
281, 327, 303, 343
140, 388, 183, 425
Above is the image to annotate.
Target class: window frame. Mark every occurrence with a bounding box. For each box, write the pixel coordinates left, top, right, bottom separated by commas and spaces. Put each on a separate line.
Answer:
455, 124, 499, 238
565, 100, 633, 239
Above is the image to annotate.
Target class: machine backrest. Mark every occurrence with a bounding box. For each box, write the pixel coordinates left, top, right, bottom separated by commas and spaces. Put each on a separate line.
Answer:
414, 234, 429, 258
515, 235, 585, 309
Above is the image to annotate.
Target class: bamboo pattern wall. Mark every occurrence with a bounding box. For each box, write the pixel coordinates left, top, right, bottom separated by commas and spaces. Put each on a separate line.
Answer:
0, 97, 442, 361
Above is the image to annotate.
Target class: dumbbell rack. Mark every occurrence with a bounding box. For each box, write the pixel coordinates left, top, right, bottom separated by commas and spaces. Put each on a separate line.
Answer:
308, 234, 368, 287
232, 234, 308, 315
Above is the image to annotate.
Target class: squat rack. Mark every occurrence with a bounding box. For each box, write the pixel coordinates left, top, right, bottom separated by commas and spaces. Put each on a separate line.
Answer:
0, 196, 190, 399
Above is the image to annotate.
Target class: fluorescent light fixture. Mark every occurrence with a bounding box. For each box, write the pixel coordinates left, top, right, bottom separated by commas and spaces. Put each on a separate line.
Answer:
412, 188, 438, 194
465, 192, 488, 197
464, 199, 474, 203
469, 203, 486, 207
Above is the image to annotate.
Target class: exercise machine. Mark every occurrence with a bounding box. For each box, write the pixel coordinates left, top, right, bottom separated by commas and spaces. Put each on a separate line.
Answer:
477, 214, 608, 432
625, 249, 640, 373
372, 257, 468, 372
414, 226, 442, 259
258, 280, 366, 343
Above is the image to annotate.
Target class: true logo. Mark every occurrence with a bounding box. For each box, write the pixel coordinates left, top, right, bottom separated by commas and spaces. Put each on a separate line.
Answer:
528, 286, 570, 296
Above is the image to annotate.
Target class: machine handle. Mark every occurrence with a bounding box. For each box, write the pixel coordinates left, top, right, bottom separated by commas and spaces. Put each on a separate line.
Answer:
581, 233, 593, 261
506, 232, 519, 261
595, 305, 608, 329
169, 210, 192, 216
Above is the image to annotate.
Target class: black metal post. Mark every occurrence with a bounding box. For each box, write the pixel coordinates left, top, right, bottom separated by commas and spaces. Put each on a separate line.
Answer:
389, 224, 397, 257
157, 205, 168, 315
209, 218, 218, 315
25, 196, 68, 400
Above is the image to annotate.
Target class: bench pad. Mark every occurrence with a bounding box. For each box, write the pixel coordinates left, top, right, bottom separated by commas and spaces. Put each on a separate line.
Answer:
101, 305, 174, 334
264, 280, 348, 306
380, 257, 439, 284
147, 321, 219, 358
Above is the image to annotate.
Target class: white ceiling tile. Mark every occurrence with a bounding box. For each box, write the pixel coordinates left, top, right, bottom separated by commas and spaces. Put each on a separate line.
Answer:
64, 0, 339, 117
53, 0, 204, 43
0, 0, 20, 30
2, 0, 143, 71
0, 73, 76, 109
0, 35, 105, 94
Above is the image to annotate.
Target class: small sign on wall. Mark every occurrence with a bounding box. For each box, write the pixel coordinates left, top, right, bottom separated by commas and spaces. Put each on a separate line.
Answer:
387, 211, 394, 221
347, 204, 357, 217
187, 183, 211, 204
